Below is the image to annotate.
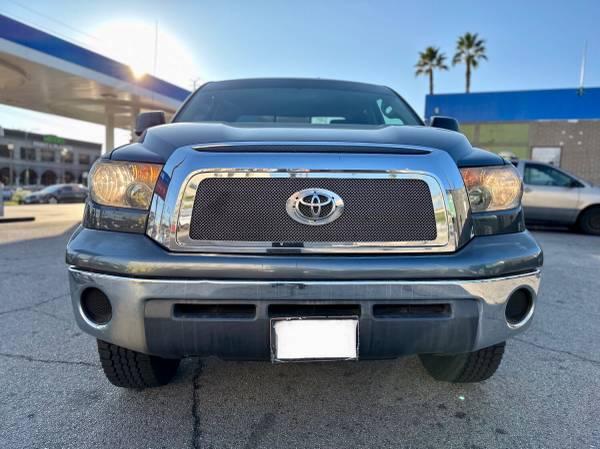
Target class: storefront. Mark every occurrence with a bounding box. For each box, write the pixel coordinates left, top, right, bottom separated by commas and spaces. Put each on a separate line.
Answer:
425, 87, 600, 184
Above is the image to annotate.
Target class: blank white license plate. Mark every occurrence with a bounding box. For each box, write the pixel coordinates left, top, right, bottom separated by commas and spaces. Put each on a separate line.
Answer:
271, 318, 359, 361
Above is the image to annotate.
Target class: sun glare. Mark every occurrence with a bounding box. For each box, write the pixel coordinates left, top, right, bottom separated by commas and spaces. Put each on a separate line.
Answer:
88, 20, 201, 88
130, 65, 147, 80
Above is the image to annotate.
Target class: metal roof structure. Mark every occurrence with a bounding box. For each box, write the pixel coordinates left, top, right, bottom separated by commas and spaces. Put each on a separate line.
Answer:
425, 87, 600, 123
0, 14, 191, 151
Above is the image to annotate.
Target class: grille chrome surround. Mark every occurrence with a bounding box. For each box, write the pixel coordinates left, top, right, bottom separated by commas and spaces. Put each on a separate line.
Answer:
175, 170, 451, 253
146, 143, 470, 254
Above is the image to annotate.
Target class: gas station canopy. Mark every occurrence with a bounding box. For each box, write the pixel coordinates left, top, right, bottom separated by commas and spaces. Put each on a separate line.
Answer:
0, 14, 191, 150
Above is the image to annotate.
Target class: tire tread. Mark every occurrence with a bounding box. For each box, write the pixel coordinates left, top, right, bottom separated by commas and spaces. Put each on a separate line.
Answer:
578, 206, 600, 236
419, 342, 505, 383
453, 342, 505, 383
96, 340, 179, 388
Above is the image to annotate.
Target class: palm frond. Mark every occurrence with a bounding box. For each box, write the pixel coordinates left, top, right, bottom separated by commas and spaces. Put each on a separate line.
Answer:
453, 32, 488, 66
415, 46, 449, 77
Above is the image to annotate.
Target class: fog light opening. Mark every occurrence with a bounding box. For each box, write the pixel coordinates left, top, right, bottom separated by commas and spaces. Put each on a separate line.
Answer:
505, 288, 534, 328
81, 288, 112, 325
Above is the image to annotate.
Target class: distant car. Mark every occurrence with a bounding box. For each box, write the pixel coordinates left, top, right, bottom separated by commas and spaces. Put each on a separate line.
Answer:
514, 160, 600, 235
21, 184, 88, 204
2, 187, 13, 201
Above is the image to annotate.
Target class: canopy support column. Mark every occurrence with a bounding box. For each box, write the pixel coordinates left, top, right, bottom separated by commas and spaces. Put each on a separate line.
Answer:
104, 107, 115, 154
131, 105, 140, 143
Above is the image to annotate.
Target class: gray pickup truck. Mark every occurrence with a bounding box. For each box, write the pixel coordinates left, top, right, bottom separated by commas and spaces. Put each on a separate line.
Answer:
66, 78, 543, 388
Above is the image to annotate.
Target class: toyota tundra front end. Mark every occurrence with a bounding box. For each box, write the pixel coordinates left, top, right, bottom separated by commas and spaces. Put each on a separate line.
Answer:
66, 78, 542, 388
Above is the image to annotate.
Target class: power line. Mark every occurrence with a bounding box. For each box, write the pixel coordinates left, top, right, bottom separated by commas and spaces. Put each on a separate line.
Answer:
4, 0, 103, 43
0, 10, 95, 50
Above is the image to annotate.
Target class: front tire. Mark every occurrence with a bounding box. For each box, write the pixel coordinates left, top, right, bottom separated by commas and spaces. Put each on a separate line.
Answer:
419, 342, 505, 383
47, 196, 58, 204
578, 207, 600, 235
97, 340, 180, 388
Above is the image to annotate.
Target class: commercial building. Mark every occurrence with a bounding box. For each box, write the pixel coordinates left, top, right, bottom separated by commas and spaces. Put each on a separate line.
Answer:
425, 87, 600, 184
0, 127, 101, 187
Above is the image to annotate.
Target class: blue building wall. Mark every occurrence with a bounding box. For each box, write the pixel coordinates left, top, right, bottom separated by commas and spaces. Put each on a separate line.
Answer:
425, 88, 600, 123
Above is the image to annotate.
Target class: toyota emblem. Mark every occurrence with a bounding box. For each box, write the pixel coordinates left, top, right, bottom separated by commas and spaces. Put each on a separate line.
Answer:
286, 188, 344, 225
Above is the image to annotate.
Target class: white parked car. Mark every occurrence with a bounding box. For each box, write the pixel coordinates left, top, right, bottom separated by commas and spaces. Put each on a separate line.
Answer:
513, 160, 600, 235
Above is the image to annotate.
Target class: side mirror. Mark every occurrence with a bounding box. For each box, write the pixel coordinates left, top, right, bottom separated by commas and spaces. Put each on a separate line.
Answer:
429, 116, 460, 132
135, 111, 166, 136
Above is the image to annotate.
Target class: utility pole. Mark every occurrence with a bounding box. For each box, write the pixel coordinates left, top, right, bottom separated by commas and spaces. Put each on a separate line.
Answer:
578, 41, 587, 96
190, 78, 202, 90
153, 21, 159, 76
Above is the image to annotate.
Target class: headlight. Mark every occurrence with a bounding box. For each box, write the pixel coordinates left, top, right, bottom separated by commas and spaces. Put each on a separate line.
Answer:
89, 160, 163, 209
460, 165, 522, 212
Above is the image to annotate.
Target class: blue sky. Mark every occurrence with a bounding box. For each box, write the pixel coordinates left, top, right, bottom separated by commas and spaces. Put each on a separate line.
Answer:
0, 0, 598, 146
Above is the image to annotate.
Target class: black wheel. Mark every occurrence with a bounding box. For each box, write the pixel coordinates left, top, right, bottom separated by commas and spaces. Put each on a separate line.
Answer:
578, 207, 600, 235
97, 340, 180, 388
419, 342, 505, 383
48, 196, 58, 204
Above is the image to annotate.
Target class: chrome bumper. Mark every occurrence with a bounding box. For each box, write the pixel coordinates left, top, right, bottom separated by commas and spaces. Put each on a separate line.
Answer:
68, 267, 541, 358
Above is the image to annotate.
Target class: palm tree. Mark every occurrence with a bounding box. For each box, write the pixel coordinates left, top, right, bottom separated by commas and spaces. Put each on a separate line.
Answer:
415, 47, 448, 95
453, 32, 487, 93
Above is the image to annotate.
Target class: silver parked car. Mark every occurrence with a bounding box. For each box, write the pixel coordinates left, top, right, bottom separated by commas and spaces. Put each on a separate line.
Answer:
514, 160, 600, 235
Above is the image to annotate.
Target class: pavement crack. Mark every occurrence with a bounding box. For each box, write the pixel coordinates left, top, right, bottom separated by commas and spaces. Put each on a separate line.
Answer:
33, 309, 72, 324
514, 337, 600, 366
0, 351, 98, 368
545, 301, 600, 318
191, 359, 204, 449
0, 292, 69, 317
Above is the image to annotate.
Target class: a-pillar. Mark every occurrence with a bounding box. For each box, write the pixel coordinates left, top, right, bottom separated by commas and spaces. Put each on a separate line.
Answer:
104, 107, 115, 154
131, 105, 140, 142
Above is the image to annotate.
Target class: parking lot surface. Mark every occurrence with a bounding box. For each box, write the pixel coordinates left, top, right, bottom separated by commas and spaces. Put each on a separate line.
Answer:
0, 204, 599, 449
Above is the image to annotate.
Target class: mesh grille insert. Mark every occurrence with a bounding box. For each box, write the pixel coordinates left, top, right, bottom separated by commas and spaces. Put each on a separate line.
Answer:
189, 177, 438, 243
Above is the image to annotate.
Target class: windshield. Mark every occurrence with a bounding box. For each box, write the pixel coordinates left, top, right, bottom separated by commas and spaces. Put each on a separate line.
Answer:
175, 81, 421, 126
38, 185, 61, 194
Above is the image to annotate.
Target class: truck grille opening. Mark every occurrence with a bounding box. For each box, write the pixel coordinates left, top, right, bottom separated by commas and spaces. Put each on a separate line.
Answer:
189, 177, 437, 243
173, 304, 256, 319
268, 304, 361, 317
372, 303, 451, 318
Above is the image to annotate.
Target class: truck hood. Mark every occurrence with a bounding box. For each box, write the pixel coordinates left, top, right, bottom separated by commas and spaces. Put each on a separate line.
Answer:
109, 122, 504, 167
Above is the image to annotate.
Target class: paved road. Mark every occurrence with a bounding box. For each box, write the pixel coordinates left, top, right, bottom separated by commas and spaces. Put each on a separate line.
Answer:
1, 204, 599, 449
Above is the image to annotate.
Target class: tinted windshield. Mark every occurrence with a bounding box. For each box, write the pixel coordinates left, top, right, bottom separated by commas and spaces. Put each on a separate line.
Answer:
175, 82, 421, 126
38, 185, 61, 194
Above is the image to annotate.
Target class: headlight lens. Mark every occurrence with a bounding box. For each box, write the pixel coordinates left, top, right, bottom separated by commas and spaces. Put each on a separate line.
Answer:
460, 165, 522, 212
89, 160, 162, 209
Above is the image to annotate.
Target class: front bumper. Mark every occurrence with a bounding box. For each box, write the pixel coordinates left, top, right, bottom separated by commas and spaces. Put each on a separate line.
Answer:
67, 228, 542, 359
66, 227, 542, 281
68, 266, 541, 359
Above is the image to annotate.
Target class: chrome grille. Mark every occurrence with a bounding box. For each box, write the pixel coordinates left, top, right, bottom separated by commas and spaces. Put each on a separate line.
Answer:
146, 145, 466, 254
189, 177, 437, 243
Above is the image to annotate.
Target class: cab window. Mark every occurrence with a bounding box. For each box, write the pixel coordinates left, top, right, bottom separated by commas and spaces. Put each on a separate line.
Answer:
524, 164, 579, 187
175, 84, 421, 127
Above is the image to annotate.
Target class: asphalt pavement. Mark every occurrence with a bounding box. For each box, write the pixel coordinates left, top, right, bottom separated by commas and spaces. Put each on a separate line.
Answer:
0, 204, 599, 449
